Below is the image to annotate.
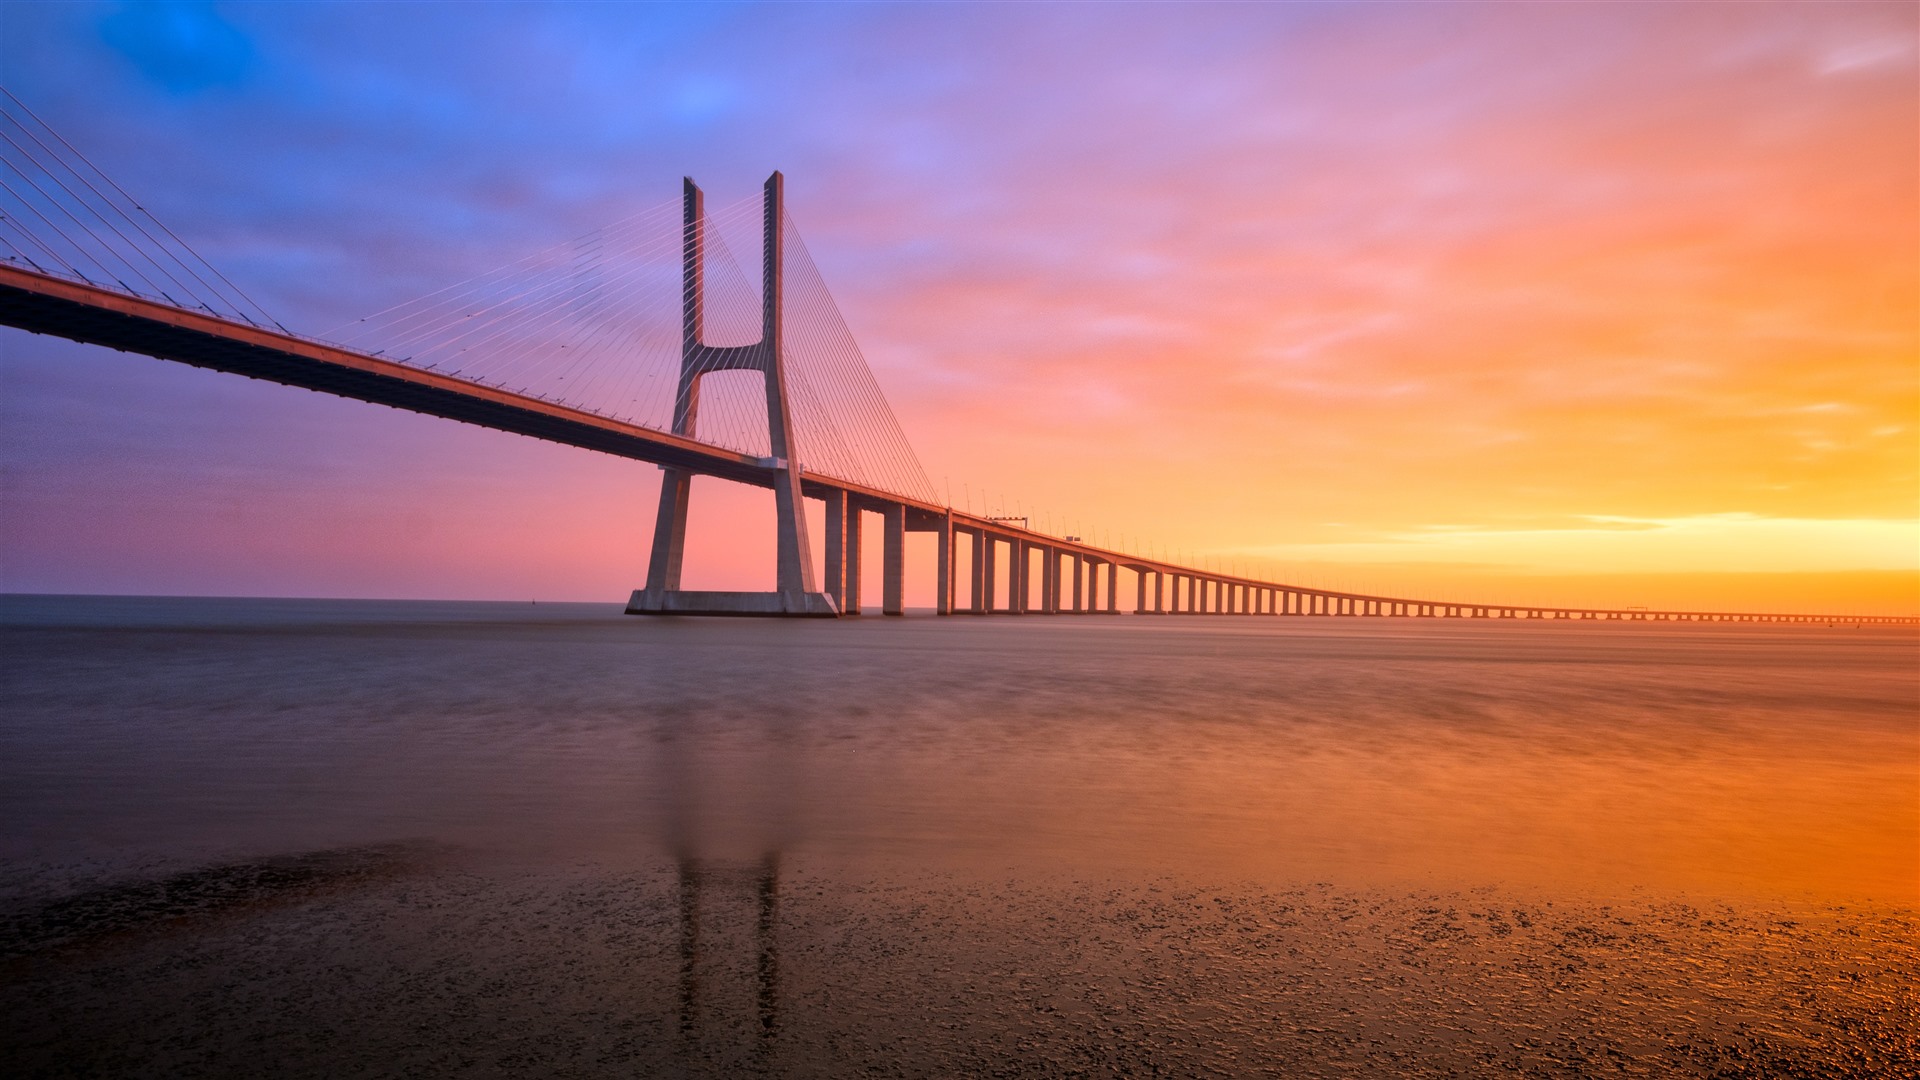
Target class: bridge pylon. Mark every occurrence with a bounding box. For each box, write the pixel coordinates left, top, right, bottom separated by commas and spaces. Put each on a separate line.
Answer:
627, 173, 838, 617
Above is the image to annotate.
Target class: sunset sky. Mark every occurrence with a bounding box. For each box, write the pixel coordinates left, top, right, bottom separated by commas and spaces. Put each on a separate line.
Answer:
2, 1, 1914, 613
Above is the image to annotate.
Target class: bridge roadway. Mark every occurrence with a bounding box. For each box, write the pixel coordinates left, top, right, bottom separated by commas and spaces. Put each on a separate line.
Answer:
3, 263, 1913, 627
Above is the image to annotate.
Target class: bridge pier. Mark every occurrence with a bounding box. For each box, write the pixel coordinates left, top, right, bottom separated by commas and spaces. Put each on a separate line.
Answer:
823, 490, 849, 611
882, 503, 905, 616
979, 533, 996, 614
935, 515, 953, 615
1051, 548, 1063, 613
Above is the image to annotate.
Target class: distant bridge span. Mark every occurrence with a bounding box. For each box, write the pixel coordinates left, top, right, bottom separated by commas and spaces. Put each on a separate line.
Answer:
4, 260, 1909, 627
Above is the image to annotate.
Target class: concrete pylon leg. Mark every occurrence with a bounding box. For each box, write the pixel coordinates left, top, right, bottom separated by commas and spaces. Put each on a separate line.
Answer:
1071, 555, 1083, 613
644, 468, 693, 603
1135, 568, 1146, 614
882, 503, 905, 616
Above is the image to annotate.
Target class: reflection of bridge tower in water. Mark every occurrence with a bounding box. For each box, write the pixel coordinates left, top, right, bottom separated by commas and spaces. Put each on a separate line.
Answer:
674, 853, 782, 1050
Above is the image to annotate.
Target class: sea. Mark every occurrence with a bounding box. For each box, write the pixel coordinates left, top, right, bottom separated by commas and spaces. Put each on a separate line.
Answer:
2, 594, 1914, 1077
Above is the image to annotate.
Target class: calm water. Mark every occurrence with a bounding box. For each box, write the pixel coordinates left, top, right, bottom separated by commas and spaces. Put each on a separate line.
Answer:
2, 595, 1915, 1076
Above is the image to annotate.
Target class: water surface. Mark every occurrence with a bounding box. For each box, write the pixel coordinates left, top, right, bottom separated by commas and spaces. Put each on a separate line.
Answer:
2, 595, 1914, 1076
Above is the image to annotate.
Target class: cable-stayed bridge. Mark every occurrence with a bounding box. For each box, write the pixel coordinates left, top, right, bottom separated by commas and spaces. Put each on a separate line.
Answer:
1, 95, 1909, 626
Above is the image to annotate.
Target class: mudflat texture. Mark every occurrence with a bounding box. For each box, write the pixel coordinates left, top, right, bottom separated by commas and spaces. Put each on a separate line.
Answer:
3, 857, 1914, 1078
2, 597, 1914, 1075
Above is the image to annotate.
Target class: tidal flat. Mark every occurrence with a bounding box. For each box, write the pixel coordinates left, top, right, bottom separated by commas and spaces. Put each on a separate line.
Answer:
2, 596, 1914, 1076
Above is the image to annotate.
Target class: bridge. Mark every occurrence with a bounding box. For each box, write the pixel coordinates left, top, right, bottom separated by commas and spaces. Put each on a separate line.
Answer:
1, 95, 1909, 627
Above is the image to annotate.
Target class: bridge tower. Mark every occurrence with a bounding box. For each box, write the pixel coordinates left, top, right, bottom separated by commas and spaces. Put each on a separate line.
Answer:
628, 173, 838, 617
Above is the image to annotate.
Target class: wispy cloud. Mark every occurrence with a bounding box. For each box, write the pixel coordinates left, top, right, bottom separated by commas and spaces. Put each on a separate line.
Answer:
1244, 515, 1920, 575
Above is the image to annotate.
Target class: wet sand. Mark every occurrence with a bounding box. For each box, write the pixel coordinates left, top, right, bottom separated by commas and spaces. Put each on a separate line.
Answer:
2, 597, 1915, 1075
4, 851, 1914, 1078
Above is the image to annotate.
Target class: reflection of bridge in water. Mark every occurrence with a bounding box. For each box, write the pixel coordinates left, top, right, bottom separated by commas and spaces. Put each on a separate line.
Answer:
0, 96, 1909, 627
675, 854, 781, 1047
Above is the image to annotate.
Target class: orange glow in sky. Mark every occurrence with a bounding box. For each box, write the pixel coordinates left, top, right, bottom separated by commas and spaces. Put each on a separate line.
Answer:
0, 3, 1913, 613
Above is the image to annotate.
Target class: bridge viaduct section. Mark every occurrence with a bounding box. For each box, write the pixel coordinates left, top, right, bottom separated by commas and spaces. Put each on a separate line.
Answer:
3, 195, 1913, 627
4, 259, 1913, 627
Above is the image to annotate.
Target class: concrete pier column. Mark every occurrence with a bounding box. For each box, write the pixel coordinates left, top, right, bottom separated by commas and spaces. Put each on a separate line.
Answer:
981, 535, 997, 614
1042, 548, 1058, 614
1010, 540, 1026, 613
843, 509, 863, 614
1021, 542, 1035, 613
935, 514, 953, 616
1106, 561, 1118, 613
968, 530, 986, 614
882, 503, 905, 616
1071, 554, 1084, 613
822, 489, 848, 610
1136, 568, 1147, 614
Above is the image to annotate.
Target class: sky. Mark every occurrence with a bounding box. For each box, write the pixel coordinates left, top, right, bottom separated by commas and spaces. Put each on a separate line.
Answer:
1, 1, 1915, 613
